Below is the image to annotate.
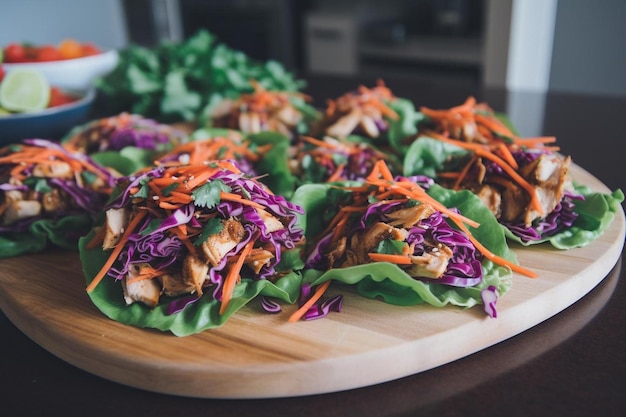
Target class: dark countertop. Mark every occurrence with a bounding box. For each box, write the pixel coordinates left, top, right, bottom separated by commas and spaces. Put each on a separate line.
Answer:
2, 75, 625, 417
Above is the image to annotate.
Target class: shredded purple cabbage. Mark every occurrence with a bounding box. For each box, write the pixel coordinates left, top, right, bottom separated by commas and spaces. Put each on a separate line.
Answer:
66, 113, 187, 153
481, 285, 499, 318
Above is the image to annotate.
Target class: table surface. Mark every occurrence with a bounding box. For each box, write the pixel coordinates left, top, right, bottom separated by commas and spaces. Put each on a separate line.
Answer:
2, 75, 625, 417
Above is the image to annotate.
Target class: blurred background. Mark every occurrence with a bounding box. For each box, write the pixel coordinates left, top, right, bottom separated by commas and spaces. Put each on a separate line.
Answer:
1, 0, 625, 97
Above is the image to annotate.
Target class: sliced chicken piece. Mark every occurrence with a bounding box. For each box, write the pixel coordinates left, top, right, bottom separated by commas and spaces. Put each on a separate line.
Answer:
160, 272, 197, 297
244, 248, 275, 274
386, 203, 436, 228
122, 263, 161, 308
32, 161, 73, 178
2, 200, 41, 225
475, 184, 502, 219
326, 236, 347, 268
359, 115, 380, 138
522, 154, 571, 225
276, 105, 302, 126
182, 254, 209, 296
326, 108, 362, 138
405, 244, 454, 279
41, 189, 68, 213
102, 208, 130, 250
258, 210, 284, 233
239, 112, 262, 134
201, 218, 246, 266
350, 222, 408, 262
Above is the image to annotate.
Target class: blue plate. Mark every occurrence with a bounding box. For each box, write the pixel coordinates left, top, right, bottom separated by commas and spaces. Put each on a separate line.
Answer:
0, 88, 96, 145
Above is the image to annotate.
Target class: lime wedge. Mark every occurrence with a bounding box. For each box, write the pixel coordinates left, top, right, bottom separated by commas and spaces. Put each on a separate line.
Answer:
0, 68, 50, 112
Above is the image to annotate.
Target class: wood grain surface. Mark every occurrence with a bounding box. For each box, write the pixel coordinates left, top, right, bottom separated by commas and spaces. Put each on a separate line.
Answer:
0, 163, 623, 399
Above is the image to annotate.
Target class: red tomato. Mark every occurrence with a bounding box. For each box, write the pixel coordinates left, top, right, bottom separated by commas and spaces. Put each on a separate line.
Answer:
0, 66, 4, 82
4, 43, 26, 63
81, 43, 101, 57
48, 87, 77, 108
36, 45, 63, 62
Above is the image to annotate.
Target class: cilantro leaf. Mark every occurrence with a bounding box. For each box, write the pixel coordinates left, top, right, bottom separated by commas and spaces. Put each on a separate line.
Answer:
376, 239, 407, 255
192, 179, 231, 208
132, 178, 150, 199
194, 217, 224, 246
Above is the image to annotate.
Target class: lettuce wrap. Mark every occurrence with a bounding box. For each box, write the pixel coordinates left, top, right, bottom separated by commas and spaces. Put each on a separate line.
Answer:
404, 137, 624, 249
289, 163, 523, 319
79, 161, 305, 336
0, 139, 115, 258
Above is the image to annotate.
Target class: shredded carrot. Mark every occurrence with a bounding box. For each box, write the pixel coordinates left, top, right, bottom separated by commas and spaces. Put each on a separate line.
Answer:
455, 221, 537, 278
219, 240, 255, 315
86, 210, 148, 292
288, 280, 332, 323
326, 163, 346, 182
220, 191, 266, 210
426, 131, 543, 215
368, 253, 412, 264
453, 154, 478, 190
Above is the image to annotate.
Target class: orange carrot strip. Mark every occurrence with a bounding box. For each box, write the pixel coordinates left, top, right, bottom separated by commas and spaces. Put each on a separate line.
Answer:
86, 210, 148, 292
326, 163, 346, 182
453, 154, 478, 190
219, 240, 255, 315
219, 191, 266, 210
368, 253, 412, 264
495, 142, 519, 170
288, 280, 332, 323
454, 221, 537, 278
473, 148, 543, 214
301, 135, 339, 150
170, 225, 197, 257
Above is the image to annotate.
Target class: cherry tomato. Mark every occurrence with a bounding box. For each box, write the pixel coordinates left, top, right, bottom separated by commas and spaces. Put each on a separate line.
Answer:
81, 43, 101, 57
48, 87, 76, 108
4, 43, 26, 63
0, 66, 5, 82
58, 39, 83, 60
36, 45, 63, 62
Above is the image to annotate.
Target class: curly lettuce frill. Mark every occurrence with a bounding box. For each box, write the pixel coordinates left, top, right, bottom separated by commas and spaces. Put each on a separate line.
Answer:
291, 182, 515, 310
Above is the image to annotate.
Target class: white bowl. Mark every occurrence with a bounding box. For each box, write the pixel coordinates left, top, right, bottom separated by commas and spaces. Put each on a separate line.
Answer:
2, 50, 119, 91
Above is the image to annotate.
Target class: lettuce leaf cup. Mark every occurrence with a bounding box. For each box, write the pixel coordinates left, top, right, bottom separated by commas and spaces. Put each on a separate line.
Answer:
79, 161, 306, 336
403, 136, 624, 249
0, 139, 116, 258
62, 112, 189, 176
308, 79, 422, 150
288, 161, 530, 321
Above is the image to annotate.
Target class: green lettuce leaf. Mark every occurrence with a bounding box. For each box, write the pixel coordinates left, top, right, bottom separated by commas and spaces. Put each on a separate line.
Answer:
290, 182, 515, 309
78, 225, 304, 336
90, 147, 159, 176
386, 98, 424, 155
0, 214, 93, 259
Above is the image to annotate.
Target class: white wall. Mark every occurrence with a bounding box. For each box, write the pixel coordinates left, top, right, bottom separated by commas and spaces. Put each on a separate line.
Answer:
549, 0, 626, 97
0, 0, 128, 52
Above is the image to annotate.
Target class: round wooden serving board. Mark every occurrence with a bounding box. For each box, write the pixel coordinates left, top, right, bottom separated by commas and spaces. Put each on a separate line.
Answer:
0, 164, 623, 399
